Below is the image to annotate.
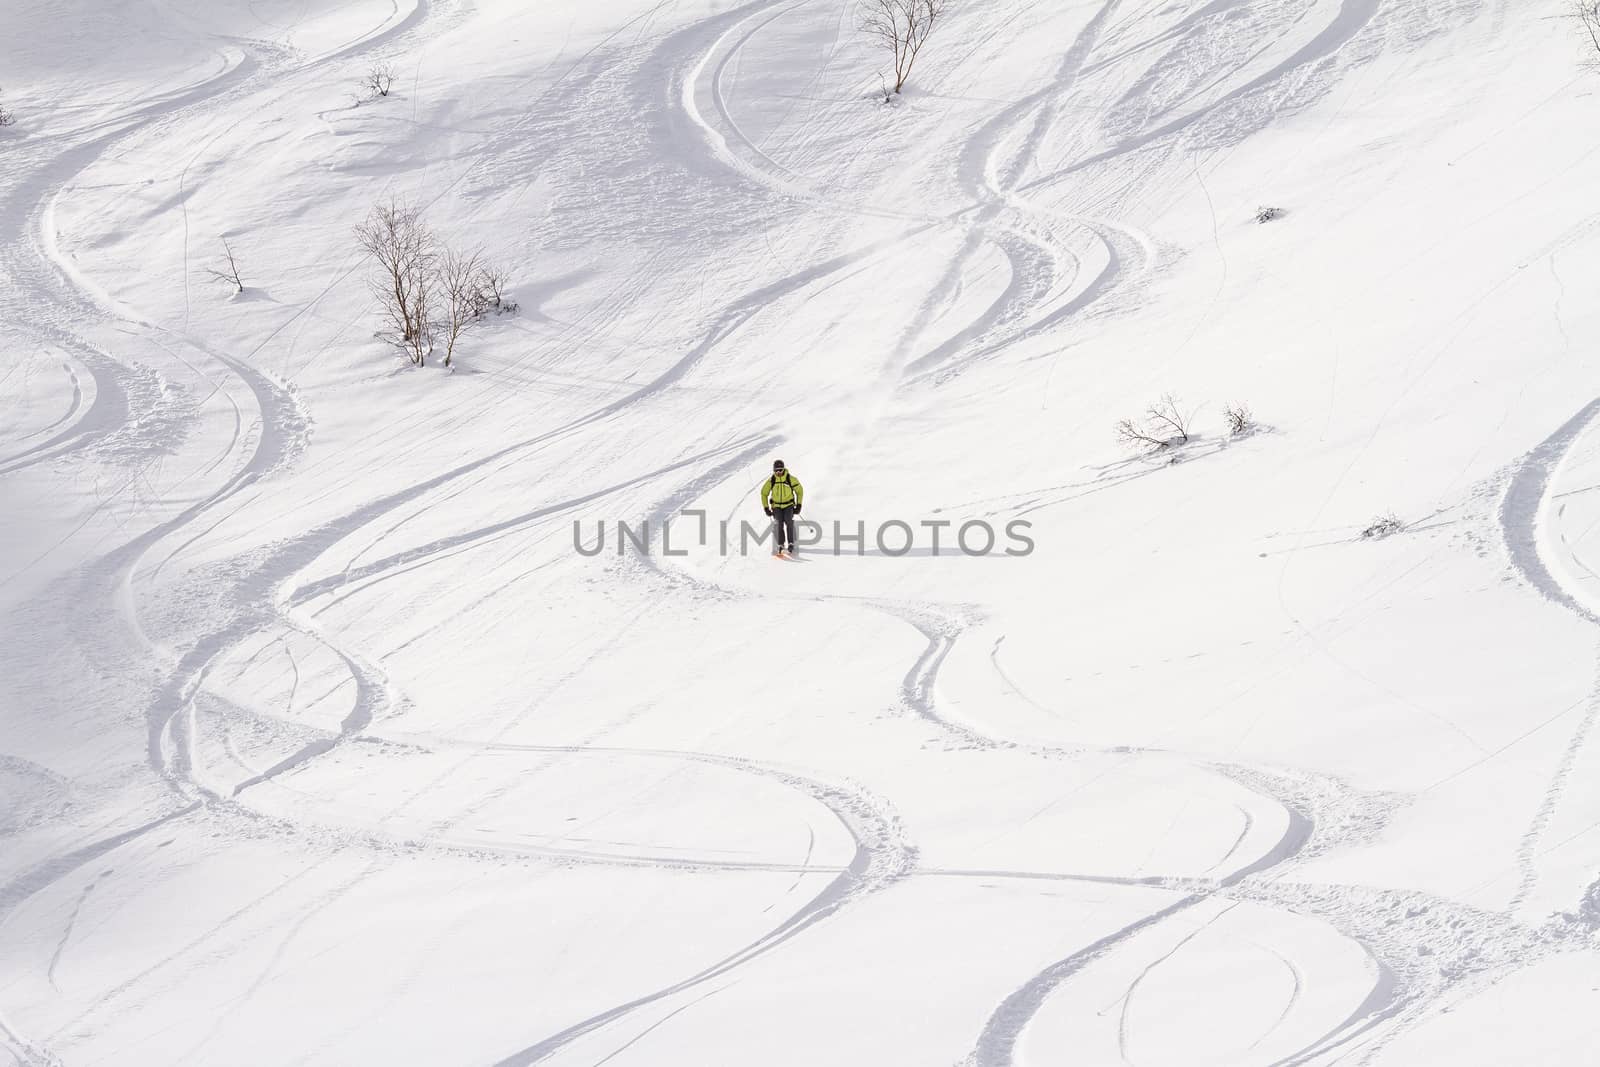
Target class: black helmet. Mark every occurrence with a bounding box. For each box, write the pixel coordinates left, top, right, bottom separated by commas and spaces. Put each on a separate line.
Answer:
773, 459, 786, 472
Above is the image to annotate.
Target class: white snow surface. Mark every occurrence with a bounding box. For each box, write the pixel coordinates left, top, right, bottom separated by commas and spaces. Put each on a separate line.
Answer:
5, 0, 1600, 1063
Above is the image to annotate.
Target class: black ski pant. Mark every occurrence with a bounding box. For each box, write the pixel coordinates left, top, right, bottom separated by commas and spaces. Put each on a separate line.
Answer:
772, 505, 797, 552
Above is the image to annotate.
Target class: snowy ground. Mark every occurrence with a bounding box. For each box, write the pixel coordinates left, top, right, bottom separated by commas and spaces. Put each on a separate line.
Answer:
5, 0, 1600, 1063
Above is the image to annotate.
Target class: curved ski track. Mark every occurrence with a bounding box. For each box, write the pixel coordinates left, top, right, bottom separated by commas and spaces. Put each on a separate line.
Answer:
0, 4, 466, 1061
647, 1, 1577, 1065
4, 0, 1574, 1064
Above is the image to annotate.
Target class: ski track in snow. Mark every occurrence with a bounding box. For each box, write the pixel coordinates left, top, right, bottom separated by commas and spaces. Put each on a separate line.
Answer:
478, 746, 915, 1065
1493, 395, 1600, 919
942, 259, 1600, 1067
5, 0, 1595, 1063
4, 4, 945, 1058
661, 0, 1600, 1063
0, 5, 461, 1062
607, 1, 1526, 1062
15, 1, 1362, 1062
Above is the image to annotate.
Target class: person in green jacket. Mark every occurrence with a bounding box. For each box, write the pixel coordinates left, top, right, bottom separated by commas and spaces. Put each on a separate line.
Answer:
760, 459, 804, 556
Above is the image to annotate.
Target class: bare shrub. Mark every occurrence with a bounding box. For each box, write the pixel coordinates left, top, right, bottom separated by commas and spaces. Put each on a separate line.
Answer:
0, 90, 14, 128
859, 0, 946, 95
473, 264, 518, 316
1116, 418, 1167, 451
1116, 394, 1192, 452
1223, 403, 1253, 436
204, 238, 245, 294
1254, 206, 1284, 224
361, 62, 396, 100
355, 200, 436, 366
1579, 2, 1600, 66
438, 246, 486, 369
355, 200, 520, 369
1361, 513, 1405, 540
1145, 393, 1190, 444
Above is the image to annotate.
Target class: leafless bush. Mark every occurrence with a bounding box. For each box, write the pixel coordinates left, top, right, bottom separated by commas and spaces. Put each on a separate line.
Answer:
1361, 513, 1405, 540
1116, 418, 1166, 451
859, 0, 946, 95
360, 62, 396, 100
438, 247, 486, 369
1255, 206, 1284, 224
1223, 403, 1253, 436
355, 200, 436, 366
355, 201, 521, 369
1116, 394, 1192, 452
203, 238, 245, 294
473, 264, 518, 316
0, 90, 14, 128
1578, 3, 1600, 62
1145, 394, 1190, 444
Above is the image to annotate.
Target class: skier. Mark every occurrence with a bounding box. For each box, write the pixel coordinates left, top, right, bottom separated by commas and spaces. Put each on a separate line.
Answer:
760, 459, 804, 557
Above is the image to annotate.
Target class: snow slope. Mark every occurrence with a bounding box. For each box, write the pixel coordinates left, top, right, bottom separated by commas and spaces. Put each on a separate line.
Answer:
5, 0, 1600, 1063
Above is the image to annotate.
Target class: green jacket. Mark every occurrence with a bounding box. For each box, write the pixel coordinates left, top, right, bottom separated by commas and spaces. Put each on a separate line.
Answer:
761, 472, 803, 510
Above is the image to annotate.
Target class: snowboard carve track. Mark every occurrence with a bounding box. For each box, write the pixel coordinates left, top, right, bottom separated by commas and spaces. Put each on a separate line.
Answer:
0, 0, 1584, 1063
477, 745, 915, 1065
683, 0, 1144, 390
0, 355, 88, 473
653, 5, 1451, 1059
1023, 0, 1390, 192
0, 4, 463, 1057
60, 55, 916, 854
0, 54, 259, 481
868, 600, 1454, 1065
958, 395, 1600, 1066
903, 0, 1163, 386
0, 53, 302, 1035
682, 0, 939, 224
1493, 399, 1600, 915
1492, 398, 1600, 907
